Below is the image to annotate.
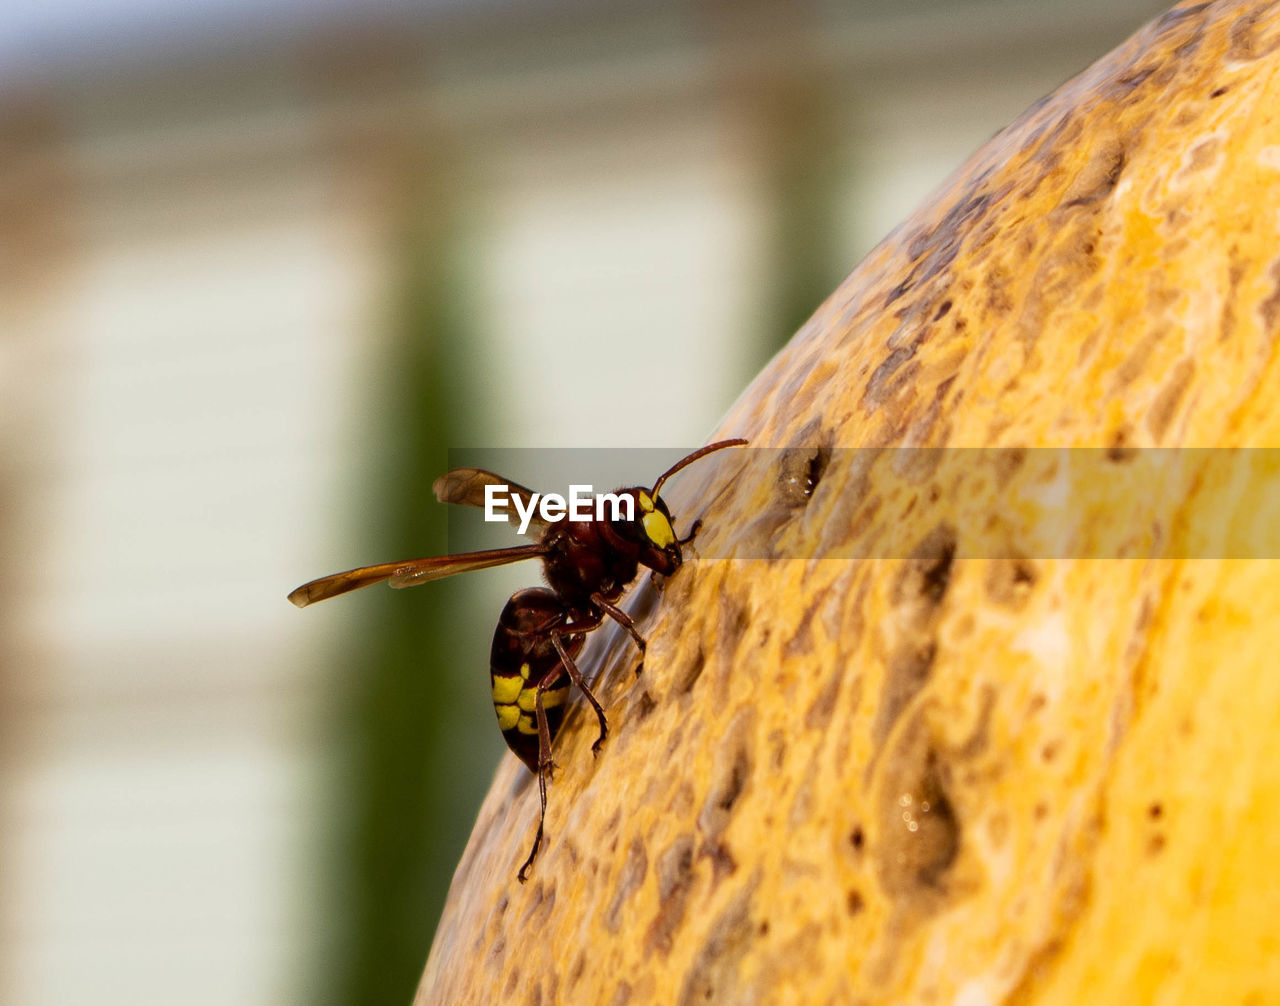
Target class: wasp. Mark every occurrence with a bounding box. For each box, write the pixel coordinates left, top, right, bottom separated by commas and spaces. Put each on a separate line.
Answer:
288, 438, 746, 881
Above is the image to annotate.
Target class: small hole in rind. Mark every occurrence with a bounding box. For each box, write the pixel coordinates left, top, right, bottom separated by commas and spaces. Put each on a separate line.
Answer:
777, 445, 831, 507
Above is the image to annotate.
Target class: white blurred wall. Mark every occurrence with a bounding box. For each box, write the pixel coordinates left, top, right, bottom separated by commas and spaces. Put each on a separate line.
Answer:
3, 77, 383, 1004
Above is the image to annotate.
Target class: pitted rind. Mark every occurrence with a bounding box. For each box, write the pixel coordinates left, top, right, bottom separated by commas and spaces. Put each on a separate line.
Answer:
420, 3, 1280, 1003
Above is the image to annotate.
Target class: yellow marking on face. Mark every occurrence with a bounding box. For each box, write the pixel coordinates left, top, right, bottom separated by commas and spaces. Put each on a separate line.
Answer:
495, 704, 520, 730
643, 510, 676, 549
492, 676, 523, 704
520, 661, 531, 680
517, 713, 539, 735
638, 491, 654, 513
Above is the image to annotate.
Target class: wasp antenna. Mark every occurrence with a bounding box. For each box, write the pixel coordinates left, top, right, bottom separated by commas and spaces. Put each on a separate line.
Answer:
650, 438, 748, 496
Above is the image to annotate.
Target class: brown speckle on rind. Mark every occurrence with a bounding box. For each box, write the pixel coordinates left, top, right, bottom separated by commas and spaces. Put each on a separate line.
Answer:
1148, 358, 1195, 441
994, 446, 1027, 487
608, 983, 632, 1006
768, 728, 788, 771
568, 951, 586, 990
1229, 5, 1280, 60
1258, 259, 1280, 336
804, 660, 845, 732
645, 835, 696, 958
985, 556, 1038, 609
863, 346, 917, 412
519, 882, 545, 927
717, 595, 750, 649
1113, 327, 1166, 391
1063, 138, 1126, 206
875, 732, 961, 902
872, 640, 937, 749
1218, 253, 1246, 340
712, 596, 751, 694
671, 644, 706, 696
1107, 430, 1137, 462
634, 690, 658, 721
1179, 135, 1221, 176
872, 528, 955, 746
784, 596, 822, 658
1108, 65, 1155, 99
675, 877, 760, 1006
698, 709, 755, 878
605, 839, 648, 933
892, 525, 958, 609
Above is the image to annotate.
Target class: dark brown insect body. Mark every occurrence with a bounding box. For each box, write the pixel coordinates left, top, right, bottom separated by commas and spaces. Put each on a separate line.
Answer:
489, 588, 583, 774
288, 438, 745, 881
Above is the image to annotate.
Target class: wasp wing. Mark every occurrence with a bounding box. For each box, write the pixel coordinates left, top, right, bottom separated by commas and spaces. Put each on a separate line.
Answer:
433, 467, 551, 536
388, 544, 550, 587
288, 543, 549, 607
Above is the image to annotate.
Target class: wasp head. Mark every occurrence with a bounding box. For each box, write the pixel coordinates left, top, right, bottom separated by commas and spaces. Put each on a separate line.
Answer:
608, 487, 682, 575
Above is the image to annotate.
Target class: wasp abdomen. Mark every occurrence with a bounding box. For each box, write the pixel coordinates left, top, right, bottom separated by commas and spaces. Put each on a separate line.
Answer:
490, 588, 581, 772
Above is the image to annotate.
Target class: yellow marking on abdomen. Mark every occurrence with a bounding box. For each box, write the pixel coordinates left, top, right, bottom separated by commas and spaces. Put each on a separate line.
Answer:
517, 685, 570, 712
542, 687, 569, 709
492, 675, 523, 704
495, 704, 520, 730
517, 713, 539, 735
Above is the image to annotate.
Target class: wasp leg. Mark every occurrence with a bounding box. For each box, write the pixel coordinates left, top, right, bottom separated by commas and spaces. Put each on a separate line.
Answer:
547, 631, 608, 754
592, 593, 647, 655
518, 672, 566, 885
518, 751, 548, 884
591, 593, 647, 677
677, 518, 703, 546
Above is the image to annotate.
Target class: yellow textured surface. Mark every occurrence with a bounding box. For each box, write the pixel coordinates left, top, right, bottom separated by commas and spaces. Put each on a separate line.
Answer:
419, 2, 1280, 1003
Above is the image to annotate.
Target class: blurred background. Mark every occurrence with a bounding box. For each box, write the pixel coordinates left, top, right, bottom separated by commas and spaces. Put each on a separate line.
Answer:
0, 0, 1166, 1004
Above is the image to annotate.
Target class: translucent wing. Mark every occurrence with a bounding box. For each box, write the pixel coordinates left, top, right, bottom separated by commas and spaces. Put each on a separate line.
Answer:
389, 544, 550, 588
433, 467, 551, 535
288, 543, 549, 607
